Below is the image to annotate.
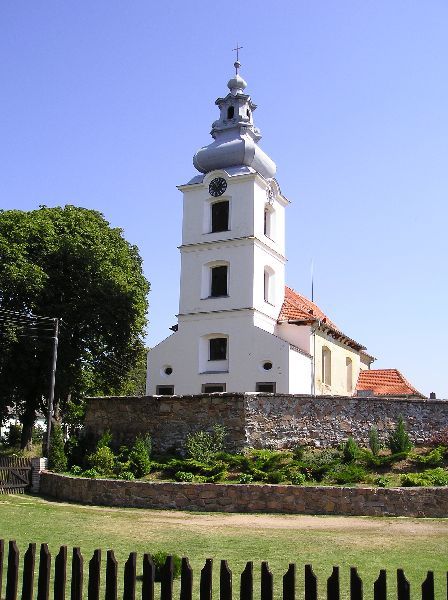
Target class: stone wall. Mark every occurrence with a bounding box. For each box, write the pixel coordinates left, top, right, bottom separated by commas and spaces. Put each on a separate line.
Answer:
40, 472, 448, 518
84, 393, 448, 452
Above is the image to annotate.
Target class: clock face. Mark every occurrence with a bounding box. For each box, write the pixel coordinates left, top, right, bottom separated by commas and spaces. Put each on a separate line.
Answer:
209, 177, 227, 197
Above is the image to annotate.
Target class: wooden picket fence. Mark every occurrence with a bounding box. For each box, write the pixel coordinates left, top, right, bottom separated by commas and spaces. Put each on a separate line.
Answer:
0, 539, 442, 600
0, 458, 32, 494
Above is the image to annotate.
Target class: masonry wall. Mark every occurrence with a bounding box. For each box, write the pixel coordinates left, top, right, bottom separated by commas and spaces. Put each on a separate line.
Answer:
40, 472, 448, 518
84, 393, 448, 452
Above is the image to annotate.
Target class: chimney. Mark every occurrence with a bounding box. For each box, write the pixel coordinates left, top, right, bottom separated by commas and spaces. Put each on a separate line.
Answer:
429, 392, 436, 399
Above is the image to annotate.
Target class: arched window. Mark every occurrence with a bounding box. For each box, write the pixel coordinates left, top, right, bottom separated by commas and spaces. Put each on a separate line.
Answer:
322, 346, 331, 385
264, 204, 275, 239
264, 267, 275, 304
346, 357, 353, 393
227, 106, 234, 119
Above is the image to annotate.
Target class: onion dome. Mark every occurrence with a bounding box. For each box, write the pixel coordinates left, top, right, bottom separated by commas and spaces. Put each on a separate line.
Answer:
193, 62, 276, 179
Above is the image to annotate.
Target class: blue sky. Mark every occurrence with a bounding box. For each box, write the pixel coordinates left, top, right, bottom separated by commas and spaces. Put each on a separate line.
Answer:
1, 2, 447, 398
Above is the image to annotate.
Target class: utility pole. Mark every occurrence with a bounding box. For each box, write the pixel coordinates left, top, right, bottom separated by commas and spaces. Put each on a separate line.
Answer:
45, 318, 59, 458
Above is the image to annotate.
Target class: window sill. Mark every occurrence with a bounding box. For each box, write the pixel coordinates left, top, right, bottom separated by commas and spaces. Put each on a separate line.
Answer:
202, 295, 230, 299
206, 229, 230, 234
200, 370, 229, 375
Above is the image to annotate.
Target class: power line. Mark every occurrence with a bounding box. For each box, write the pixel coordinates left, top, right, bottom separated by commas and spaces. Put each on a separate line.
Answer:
0, 307, 55, 321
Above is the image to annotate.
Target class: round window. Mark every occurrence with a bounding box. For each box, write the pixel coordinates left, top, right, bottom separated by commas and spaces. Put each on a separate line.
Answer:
263, 361, 273, 371
164, 366, 173, 375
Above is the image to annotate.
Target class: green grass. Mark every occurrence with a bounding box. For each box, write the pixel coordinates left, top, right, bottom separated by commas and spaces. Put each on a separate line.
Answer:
0, 494, 447, 599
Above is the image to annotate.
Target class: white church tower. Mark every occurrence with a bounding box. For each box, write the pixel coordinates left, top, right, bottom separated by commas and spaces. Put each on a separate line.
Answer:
147, 60, 312, 395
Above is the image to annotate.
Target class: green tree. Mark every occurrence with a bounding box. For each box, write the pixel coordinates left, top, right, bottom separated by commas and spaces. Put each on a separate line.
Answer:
0, 206, 149, 449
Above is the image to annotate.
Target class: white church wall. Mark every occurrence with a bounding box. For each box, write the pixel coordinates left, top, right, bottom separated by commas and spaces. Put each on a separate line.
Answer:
147, 311, 294, 395
288, 348, 312, 394
275, 322, 312, 354
252, 243, 285, 320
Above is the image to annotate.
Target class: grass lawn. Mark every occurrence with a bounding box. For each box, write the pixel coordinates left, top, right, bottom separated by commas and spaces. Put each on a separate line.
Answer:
0, 494, 447, 599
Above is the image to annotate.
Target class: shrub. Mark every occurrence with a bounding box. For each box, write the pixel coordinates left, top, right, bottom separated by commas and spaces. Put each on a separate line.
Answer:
326, 464, 367, 484
97, 430, 113, 448
374, 475, 390, 488
70, 465, 82, 476
174, 471, 195, 482
292, 445, 306, 460
48, 424, 68, 472
32, 425, 45, 446
300, 449, 341, 481
290, 472, 306, 485
368, 426, 381, 456
185, 424, 226, 462
266, 470, 285, 484
87, 446, 115, 476
402, 468, 448, 487
118, 471, 135, 480
238, 473, 254, 484
387, 417, 412, 454
415, 446, 445, 467
151, 552, 182, 581
342, 437, 359, 462
129, 435, 152, 478
82, 468, 99, 478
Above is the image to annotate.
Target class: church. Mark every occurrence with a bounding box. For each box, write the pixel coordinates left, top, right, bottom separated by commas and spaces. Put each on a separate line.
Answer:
146, 61, 422, 398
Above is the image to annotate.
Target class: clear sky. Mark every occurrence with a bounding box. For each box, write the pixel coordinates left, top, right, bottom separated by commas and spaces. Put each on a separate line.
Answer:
1, 2, 447, 398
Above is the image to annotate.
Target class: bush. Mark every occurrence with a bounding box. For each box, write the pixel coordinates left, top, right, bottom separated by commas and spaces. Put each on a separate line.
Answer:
290, 472, 306, 485
87, 446, 115, 476
387, 417, 412, 454
415, 446, 445, 467
374, 475, 390, 488
238, 473, 254, 484
118, 471, 135, 480
81, 468, 99, 478
70, 465, 82, 476
151, 552, 182, 581
368, 427, 381, 456
342, 437, 359, 462
185, 425, 226, 462
174, 471, 195, 482
326, 464, 367, 484
402, 468, 448, 487
97, 430, 113, 448
300, 449, 341, 481
48, 424, 68, 472
266, 470, 286, 484
292, 445, 306, 460
129, 435, 152, 478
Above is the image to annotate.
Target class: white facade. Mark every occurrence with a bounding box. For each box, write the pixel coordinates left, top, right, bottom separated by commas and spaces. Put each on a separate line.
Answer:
147, 65, 313, 395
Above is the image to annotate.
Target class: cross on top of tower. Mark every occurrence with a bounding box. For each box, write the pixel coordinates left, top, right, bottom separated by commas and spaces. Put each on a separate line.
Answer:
232, 43, 243, 74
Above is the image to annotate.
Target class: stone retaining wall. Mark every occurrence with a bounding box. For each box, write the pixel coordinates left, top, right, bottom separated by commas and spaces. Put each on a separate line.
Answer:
84, 394, 448, 452
40, 472, 448, 518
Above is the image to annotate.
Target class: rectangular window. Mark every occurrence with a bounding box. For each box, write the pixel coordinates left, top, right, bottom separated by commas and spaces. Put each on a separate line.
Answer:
256, 382, 276, 393
202, 383, 226, 393
210, 265, 228, 297
211, 201, 229, 232
209, 337, 227, 361
156, 385, 175, 395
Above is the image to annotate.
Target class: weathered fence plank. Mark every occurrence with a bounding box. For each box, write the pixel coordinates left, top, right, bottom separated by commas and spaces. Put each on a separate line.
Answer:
180, 557, 193, 600
21, 543, 36, 600
261, 562, 273, 600
142, 554, 155, 600
350, 567, 363, 600
282, 564, 295, 600
6, 540, 19, 600
220, 560, 232, 600
123, 552, 137, 600
240, 561, 253, 600
200, 559, 213, 600
105, 550, 118, 600
54, 546, 67, 600
327, 566, 339, 600
374, 570, 387, 600
160, 555, 173, 600
37, 543, 51, 600
304, 564, 317, 600
0, 458, 32, 494
421, 571, 434, 600
71, 547, 83, 600
397, 569, 410, 600
88, 549, 101, 600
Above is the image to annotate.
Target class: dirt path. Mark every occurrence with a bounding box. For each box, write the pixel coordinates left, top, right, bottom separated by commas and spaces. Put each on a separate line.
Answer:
22, 496, 447, 536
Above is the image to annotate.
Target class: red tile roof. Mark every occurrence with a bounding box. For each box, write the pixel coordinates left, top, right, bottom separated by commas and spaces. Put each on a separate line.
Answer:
356, 369, 426, 398
278, 286, 366, 351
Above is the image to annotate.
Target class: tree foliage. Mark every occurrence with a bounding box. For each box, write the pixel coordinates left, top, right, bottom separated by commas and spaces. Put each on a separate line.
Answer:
0, 206, 149, 447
